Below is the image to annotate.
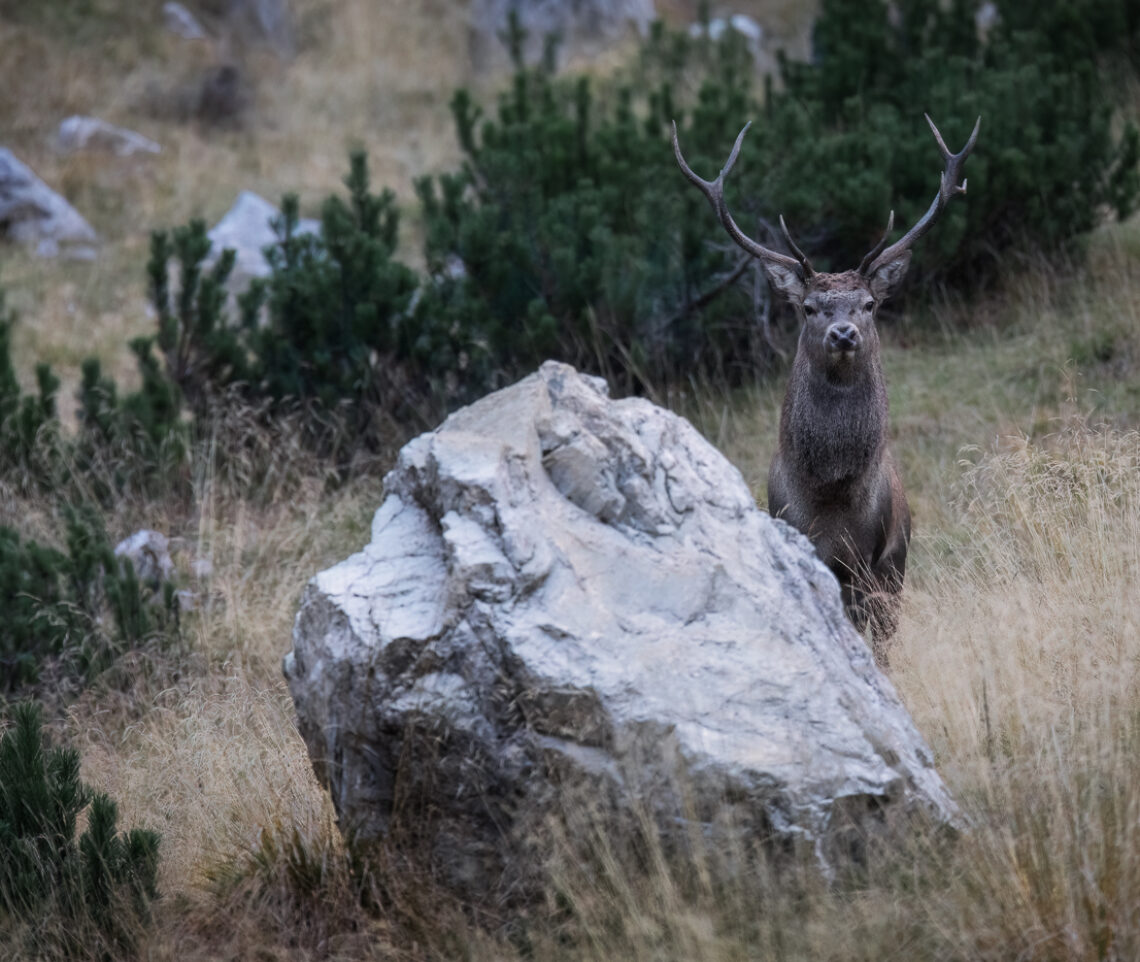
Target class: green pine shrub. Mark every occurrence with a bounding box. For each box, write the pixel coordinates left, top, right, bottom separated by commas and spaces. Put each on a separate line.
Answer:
761, 0, 1140, 288
73, 340, 189, 504
414, 13, 765, 395
0, 529, 78, 691
0, 273, 189, 504
0, 508, 179, 691
121, 0, 1140, 436
414, 0, 1140, 397
0, 701, 160, 958
253, 161, 419, 412
0, 288, 61, 493
145, 163, 421, 456
148, 220, 248, 419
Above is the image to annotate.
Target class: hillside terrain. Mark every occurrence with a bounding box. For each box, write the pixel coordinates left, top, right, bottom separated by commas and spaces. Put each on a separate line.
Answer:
2, 1, 1140, 959
0, 0, 814, 389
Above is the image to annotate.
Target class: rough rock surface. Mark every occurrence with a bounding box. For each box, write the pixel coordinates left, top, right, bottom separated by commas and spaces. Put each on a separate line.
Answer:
0, 149, 98, 258
206, 190, 319, 294
163, 1, 208, 40
689, 14, 764, 61
469, 0, 655, 70
286, 361, 956, 893
56, 116, 162, 158
221, 0, 295, 56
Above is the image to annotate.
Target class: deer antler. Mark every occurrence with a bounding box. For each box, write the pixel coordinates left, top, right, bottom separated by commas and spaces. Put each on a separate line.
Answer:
672, 121, 813, 278
862, 114, 981, 277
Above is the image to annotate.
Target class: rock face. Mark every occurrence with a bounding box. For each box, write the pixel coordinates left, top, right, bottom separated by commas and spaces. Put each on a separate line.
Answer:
206, 190, 319, 295
56, 116, 162, 158
163, 1, 208, 41
468, 0, 655, 70
689, 14, 765, 62
220, 0, 295, 56
285, 361, 956, 894
0, 149, 98, 259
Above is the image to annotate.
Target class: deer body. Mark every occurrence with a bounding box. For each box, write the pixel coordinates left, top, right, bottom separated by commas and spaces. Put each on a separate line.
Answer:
673, 115, 977, 658
768, 273, 911, 643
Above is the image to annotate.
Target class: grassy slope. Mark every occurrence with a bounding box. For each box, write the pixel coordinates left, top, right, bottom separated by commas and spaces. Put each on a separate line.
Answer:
42, 231, 1138, 962
3, 2, 1140, 959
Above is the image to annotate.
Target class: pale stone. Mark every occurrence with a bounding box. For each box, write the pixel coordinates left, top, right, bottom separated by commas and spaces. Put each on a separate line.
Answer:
114, 530, 175, 585
56, 116, 161, 158
163, 1, 208, 40
468, 0, 655, 70
689, 14, 765, 62
0, 148, 98, 256
206, 190, 319, 295
285, 361, 957, 894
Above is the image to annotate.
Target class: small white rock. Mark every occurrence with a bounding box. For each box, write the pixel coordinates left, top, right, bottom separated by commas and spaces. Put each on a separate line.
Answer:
206, 190, 321, 295
56, 116, 162, 158
114, 530, 175, 585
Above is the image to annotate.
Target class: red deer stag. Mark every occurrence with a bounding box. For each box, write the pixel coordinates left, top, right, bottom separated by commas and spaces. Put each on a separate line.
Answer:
673, 114, 979, 662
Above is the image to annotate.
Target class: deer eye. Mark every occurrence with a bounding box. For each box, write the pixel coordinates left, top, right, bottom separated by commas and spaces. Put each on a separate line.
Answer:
804, 304, 817, 317
863, 300, 875, 312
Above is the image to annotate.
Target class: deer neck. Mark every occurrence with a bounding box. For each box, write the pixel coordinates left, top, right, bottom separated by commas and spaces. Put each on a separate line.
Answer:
781, 353, 888, 488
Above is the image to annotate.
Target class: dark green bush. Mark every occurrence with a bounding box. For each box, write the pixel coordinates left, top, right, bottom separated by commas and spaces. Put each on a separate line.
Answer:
0, 508, 179, 691
0, 701, 160, 956
146, 164, 421, 453
0, 273, 188, 503
0, 529, 76, 690
6, 2, 1139, 480
414, 13, 764, 395
0, 289, 61, 490
252, 160, 418, 416
121, 1, 1140, 439
0, 277, 181, 692
148, 220, 248, 419
763, 0, 1140, 286
413, 0, 1140, 398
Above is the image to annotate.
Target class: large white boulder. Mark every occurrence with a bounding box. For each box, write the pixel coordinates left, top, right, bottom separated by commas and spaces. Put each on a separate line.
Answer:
0, 148, 98, 259
285, 361, 956, 893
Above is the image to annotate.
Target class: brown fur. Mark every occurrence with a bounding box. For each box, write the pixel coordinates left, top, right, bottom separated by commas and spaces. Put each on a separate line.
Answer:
672, 114, 978, 664
764, 269, 911, 663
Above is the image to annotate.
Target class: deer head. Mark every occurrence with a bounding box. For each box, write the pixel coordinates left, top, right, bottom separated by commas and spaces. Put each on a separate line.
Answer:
672, 114, 980, 378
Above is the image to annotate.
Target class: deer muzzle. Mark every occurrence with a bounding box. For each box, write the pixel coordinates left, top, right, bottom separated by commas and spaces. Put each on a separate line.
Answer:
825, 322, 861, 354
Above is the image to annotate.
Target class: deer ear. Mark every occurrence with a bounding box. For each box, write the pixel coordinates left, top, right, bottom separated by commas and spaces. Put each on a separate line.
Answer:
868, 251, 912, 301
762, 261, 805, 301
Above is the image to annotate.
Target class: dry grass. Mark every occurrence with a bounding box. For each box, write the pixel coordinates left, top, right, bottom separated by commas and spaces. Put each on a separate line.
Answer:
1, 0, 473, 399
3, 242, 1127, 960
3, 2, 1140, 958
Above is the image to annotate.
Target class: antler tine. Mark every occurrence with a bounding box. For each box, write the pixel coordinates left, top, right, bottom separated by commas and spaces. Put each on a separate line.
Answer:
857, 210, 895, 275
927, 112, 980, 170
864, 115, 981, 277
779, 215, 814, 274
672, 121, 809, 277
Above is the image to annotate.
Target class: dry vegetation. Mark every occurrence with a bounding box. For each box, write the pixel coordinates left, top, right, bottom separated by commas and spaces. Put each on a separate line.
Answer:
3, 1, 1140, 959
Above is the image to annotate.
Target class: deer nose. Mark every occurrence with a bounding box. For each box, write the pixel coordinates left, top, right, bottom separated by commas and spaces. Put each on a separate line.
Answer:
826, 322, 860, 352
